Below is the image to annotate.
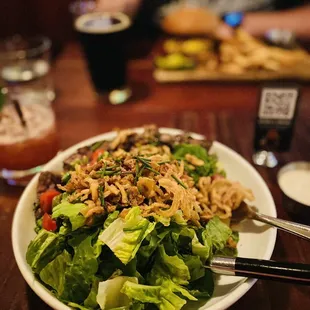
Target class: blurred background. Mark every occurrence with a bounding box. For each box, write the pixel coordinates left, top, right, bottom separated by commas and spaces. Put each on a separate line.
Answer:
0, 0, 308, 57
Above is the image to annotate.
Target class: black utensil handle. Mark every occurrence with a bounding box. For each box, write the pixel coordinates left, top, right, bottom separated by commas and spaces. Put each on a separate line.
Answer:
235, 257, 310, 285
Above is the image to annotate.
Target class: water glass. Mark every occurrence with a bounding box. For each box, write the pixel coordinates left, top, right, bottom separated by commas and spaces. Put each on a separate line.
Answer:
0, 35, 55, 102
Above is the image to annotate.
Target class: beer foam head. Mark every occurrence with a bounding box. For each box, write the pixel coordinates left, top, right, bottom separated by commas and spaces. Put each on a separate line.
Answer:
75, 12, 131, 34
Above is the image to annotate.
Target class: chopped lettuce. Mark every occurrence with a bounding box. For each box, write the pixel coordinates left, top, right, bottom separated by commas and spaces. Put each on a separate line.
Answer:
174, 144, 210, 161
99, 207, 155, 265
108, 305, 145, 310
27, 214, 235, 309
52, 192, 69, 208
67, 302, 91, 310
173, 144, 224, 182
84, 279, 100, 309
148, 245, 190, 286
172, 211, 187, 226
104, 211, 120, 229
182, 255, 205, 282
96, 276, 138, 309
130, 303, 146, 310
138, 226, 170, 260
52, 201, 86, 231
177, 227, 211, 261
121, 281, 187, 310
26, 229, 65, 273
28, 179, 239, 310
152, 214, 170, 226
162, 278, 197, 301
39, 250, 71, 296
187, 269, 214, 299
147, 245, 197, 303
216, 231, 239, 257
61, 234, 100, 303
98, 246, 125, 280
35, 217, 43, 233
203, 216, 232, 253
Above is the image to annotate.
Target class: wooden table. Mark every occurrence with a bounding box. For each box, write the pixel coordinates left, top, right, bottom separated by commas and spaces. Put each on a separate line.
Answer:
1, 41, 310, 310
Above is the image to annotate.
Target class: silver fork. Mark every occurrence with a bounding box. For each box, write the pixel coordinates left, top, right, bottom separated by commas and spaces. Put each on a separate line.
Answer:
232, 203, 310, 241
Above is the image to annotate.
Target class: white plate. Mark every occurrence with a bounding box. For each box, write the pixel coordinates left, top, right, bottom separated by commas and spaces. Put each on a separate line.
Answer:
12, 127, 277, 310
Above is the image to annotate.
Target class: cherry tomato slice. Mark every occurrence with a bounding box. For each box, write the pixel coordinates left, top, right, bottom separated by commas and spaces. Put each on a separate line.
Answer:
40, 189, 60, 214
91, 149, 106, 164
42, 213, 57, 232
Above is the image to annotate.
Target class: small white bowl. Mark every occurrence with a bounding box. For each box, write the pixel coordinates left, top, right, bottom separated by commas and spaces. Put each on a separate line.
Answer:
12, 127, 277, 310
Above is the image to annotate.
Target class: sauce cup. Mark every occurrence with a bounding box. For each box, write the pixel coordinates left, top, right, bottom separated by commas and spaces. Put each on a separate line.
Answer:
277, 161, 310, 224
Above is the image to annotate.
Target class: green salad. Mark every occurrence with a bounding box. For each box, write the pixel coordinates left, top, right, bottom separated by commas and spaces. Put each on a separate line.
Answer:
26, 126, 254, 310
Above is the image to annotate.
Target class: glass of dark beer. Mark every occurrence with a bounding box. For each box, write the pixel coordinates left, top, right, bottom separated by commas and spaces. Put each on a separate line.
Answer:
75, 12, 132, 104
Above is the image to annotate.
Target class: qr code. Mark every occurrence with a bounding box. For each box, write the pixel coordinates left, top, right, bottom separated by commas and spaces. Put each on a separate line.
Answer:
258, 88, 298, 120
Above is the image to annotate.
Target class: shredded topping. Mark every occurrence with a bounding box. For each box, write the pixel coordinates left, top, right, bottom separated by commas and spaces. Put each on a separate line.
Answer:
58, 126, 254, 226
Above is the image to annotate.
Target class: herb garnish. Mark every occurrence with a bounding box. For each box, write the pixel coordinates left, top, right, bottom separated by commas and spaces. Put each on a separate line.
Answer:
98, 185, 105, 206
171, 174, 188, 189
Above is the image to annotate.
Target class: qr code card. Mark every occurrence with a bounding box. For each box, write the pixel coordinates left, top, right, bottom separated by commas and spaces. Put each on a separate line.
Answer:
258, 88, 298, 120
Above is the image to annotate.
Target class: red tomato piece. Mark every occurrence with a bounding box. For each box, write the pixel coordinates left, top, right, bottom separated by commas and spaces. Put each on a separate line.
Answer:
211, 174, 224, 182
42, 213, 57, 231
40, 189, 60, 214
91, 149, 105, 164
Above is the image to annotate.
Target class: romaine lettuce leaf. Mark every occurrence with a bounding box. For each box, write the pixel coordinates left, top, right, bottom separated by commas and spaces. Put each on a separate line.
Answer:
52, 201, 86, 231
163, 278, 197, 301
174, 144, 209, 161
121, 281, 186, 310
188, 269, 214, 299
215, 231, 239, 257
99, 207, 155, 265
152, 214, 170, 226
137, 226, 171, 272
104, 211, 120, 229
192, 232, 211, 261
98, 246, 124, 280
26, 229, 65, 273
61, 234, 100, 303
93, 236, 104, 259
215, 246, 237, 257
173, 144, 224, 182
84, 279, 99, 309
96, 276, 138, 309
172, 210, 187, 226
52, 192, 69, 208
67, 302, 91, 310
130, 303, 145, 310
147, 245, 196, 302
149, 245, 190, 286
39, 250, 71, 296
177, 227, 211, 261
138, 230, 160, 260
182, 255, 205, 282
202, 216, 232, 253
104, 301, 145, 310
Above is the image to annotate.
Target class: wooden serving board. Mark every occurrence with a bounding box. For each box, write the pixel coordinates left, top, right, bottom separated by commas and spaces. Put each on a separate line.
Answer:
154, 60, 310, 83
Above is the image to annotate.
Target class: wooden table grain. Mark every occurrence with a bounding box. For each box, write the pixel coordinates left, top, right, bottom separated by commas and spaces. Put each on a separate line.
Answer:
1, 41, 310, 310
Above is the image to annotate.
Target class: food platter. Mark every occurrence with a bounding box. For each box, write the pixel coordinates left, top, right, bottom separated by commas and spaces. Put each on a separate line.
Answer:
154, 35, 310, 83
154, 4, 310, 83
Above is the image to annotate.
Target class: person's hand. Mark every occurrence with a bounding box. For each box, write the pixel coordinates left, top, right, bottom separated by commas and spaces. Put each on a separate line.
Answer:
213, 22, 234, 40
96, 0, 141, 18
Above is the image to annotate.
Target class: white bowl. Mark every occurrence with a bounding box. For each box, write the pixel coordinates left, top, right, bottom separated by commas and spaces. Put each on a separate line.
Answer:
12, 127, 277, 310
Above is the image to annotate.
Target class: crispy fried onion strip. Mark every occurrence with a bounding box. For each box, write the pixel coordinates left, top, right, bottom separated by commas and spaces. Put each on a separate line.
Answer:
197, 176, 254, 220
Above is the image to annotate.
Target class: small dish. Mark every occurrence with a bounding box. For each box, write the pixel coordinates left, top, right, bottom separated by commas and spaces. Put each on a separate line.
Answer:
277, 161, 310, 223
